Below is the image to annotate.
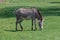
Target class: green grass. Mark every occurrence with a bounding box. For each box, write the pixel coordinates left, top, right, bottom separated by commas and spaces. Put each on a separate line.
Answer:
0, 0, 60, 40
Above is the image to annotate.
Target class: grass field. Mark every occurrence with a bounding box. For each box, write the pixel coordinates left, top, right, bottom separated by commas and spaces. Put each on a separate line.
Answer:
0, 0, 60, 40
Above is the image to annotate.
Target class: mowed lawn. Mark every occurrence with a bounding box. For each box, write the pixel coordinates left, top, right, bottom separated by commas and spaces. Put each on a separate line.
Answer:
0, 0, 60, 40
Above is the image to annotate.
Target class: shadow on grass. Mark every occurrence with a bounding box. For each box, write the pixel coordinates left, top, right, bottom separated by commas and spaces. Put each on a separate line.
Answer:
50, 2, 60, 3
38, 6, 60, 16
4, 30, 16, 32
4, 30, 36, 32
0, 6, 60, 18
0, 6, 20, 18
4, 29, 39, 32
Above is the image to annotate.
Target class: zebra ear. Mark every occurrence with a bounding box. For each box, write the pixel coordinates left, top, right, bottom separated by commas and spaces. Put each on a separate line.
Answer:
41, 16, 44, 22
42, 17, 45, 22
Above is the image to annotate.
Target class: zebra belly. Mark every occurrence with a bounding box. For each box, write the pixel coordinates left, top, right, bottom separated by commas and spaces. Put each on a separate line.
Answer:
23, 16, 31, 20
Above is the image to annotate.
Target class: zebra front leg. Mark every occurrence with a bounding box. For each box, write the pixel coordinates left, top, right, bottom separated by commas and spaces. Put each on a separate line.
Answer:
33, 19, 37, 30
31, 19, 34, 30
31, 19, 37, 31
